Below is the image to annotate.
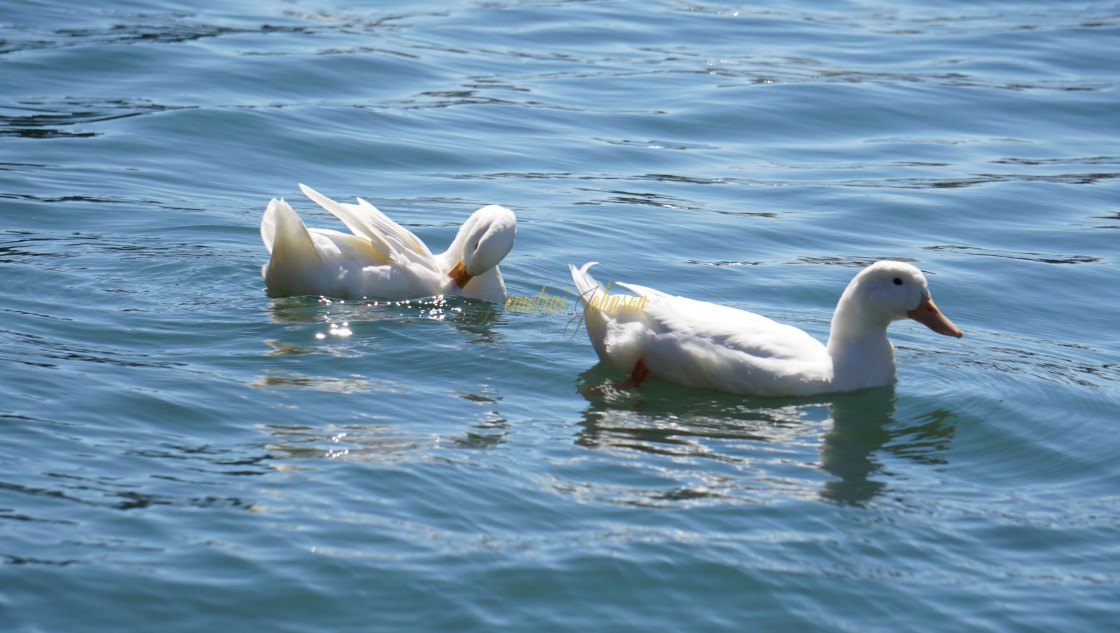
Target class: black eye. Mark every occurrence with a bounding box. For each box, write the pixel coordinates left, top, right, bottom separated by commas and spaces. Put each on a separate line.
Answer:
893, 277, 903, 286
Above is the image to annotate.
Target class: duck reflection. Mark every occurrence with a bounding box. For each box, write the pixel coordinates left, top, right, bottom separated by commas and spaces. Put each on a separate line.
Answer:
260, 384, 510, 466
262, 405, 509, 467
575, 367, 813, 450
264, 294, 504, 343
257, 295, 504, 383
257, 296, 510, 458
576, 369, 955, 506
820, 388, 956, 505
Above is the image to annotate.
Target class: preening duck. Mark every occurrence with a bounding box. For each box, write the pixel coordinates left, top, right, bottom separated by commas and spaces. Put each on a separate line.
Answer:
261, 184, 516, 301
568, 260, 962, 396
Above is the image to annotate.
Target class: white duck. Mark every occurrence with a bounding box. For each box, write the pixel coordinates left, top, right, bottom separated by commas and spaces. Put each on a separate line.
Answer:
261, 184, 516, 301
569, 260, 962, 396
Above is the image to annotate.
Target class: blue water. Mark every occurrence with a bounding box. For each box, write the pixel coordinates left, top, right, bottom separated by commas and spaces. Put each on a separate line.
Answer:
2, 0, 1118, 630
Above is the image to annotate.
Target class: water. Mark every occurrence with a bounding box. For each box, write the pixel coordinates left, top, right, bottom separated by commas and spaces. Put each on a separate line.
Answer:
2, 0, 1118, 630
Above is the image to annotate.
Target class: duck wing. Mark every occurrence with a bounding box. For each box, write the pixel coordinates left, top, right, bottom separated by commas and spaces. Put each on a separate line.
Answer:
299, 183, 432, 268
613, 283, 834, 394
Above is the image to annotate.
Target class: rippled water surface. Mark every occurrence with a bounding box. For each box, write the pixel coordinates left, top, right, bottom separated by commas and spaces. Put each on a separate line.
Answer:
2, 1, 1118, 630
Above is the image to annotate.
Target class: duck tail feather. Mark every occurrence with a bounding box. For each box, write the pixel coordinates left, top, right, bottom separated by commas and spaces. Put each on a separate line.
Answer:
263, 198, 321, 289
569, 261, 601, 308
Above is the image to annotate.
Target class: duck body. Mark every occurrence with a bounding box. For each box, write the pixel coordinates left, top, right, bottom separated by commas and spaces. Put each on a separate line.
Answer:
569, 260, 962, 396
261, 184, 515, 302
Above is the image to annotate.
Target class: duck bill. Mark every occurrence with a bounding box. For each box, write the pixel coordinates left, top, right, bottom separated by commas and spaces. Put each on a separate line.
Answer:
907, 296, 963, 338
448, 260, 473, 289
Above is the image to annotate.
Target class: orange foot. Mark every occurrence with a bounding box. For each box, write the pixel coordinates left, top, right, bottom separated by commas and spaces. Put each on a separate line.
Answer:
615, 358, 649, 389
583, 358, 650, 395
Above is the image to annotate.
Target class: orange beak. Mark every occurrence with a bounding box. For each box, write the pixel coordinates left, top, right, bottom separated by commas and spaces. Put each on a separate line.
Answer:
907, 296, 963, 338
448, 260, 472, 289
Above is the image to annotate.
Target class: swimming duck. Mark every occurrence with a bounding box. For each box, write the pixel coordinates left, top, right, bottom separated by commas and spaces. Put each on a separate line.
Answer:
261, 184, 515, 301
568, 260, 962, 396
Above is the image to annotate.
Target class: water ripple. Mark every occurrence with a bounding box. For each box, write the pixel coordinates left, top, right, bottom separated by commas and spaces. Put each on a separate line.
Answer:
1, 0, 1118, 630
0, 99, 184, 138
925, 245, 1102, 265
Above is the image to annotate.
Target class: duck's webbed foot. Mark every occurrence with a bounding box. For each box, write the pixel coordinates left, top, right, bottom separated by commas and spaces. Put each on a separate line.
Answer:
588, 358, 649, 393
615, 358, 649, 389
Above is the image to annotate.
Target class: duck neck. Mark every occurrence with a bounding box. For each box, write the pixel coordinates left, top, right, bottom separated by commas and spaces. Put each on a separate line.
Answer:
826, 298, 897, 391
444, 226, 470, 267
441, 219, 479, 278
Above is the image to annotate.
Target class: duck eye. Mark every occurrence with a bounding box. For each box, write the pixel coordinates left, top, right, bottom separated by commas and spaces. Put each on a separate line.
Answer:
893, 277, 903, 286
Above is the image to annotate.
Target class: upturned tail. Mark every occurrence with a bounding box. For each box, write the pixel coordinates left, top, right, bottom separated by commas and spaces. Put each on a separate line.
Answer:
569, 261, 602, 309
261, 198, 321, 294
568, 262, 610, 359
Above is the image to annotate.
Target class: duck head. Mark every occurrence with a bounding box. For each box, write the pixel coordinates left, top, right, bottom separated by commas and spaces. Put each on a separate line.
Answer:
448, 205, 517, 288
837, 261, 963, 338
